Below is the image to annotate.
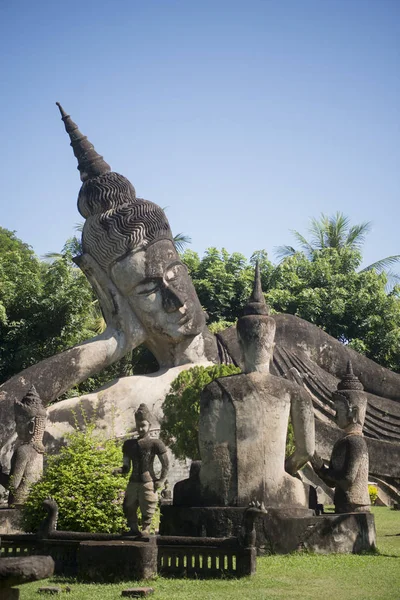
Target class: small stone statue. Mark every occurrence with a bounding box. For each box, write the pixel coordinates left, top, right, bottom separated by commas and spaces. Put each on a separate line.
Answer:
114, 403, 169, 536
160, 480, 172, 505
0, 386, 47, 506
311, 362, 370, 513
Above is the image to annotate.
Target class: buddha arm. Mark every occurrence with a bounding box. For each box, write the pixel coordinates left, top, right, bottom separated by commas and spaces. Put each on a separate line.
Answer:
9, 450, 29, 491
316, 439, 361, 490
0, 254, 146, 405
158, 451, 169, 483
285, 387, 315, 475
114, 447, 131, 476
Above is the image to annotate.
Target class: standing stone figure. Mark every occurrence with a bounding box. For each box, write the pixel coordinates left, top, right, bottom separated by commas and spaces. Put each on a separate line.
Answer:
114, 404, 169, 536
311, 362, 370, 513
0, 386, 47, 506
198, 264, 315, 509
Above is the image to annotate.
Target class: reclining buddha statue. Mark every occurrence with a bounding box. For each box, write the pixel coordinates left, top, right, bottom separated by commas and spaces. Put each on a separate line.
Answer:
0, 104, 399, 499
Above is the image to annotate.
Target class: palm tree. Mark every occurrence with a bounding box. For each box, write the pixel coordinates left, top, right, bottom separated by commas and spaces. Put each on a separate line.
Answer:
173, 232, 192, 253
275, 212, 400, 282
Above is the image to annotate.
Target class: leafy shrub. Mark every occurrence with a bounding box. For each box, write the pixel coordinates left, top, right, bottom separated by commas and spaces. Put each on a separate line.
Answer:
368, 484, 378, 505
22, 427, 129, 533
160, 364, 240, 460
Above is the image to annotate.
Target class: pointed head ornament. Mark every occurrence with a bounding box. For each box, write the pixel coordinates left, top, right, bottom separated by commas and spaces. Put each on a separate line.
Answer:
337, 360, 364, 391
243, 261, 270, 316
14, 386, 47, 419
56, 103, 174, 272
56, 102, 111, 182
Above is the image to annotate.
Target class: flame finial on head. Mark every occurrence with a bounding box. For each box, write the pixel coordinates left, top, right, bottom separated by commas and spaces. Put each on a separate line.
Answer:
337, 360, 364, 391
56, 102, 111, 182
243, 261, 270, 316
15, 385, 47, 418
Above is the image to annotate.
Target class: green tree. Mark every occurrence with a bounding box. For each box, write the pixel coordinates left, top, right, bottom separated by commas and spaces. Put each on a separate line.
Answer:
0, 229, 99, 385
181, 247, 274, 323
265, 248, 400, 371
22, 427, 129, 533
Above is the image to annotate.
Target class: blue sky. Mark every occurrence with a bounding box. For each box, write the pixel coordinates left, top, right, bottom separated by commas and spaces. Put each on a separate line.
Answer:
1, 0, 399, 267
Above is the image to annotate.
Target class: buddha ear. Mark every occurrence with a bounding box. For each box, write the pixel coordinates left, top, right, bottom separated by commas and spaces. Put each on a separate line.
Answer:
350, 405, 359, 425
28, 418, 35, 436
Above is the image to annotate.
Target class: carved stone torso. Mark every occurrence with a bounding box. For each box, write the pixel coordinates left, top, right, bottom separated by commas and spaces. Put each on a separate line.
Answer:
122, 435, 167, 483
330, 434, 370, 513
8, 443, 44, 505
199, 372, 307, 508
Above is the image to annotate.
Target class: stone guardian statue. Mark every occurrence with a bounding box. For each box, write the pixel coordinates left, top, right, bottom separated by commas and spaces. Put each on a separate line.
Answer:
114, 403, 169, 536
0, 386, 47, 506
311, 362, 370, 513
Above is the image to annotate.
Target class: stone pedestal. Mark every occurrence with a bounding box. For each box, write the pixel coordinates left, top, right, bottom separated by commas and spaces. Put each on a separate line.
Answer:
78, 540, 158, 582
0, 555, 54, 599
0, 508, 24, 534
160, 506, 376, 554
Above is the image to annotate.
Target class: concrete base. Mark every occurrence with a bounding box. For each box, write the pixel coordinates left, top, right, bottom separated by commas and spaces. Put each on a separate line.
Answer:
0, 507, 24, 534
78, 539, 158, 582
160, 506, 376, 554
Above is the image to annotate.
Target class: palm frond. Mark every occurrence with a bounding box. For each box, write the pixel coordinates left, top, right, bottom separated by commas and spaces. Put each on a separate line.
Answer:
308, 215, 329, 249
173, 233, 192, 252
74, 222, 84, 233
290, 230, 314, 259
274, 245, 297, 262
385, 270, 400, 293
41, 252, 62, 262
345, 221, 371, 249
360, 255, 400, 273
326, 212, 351, 248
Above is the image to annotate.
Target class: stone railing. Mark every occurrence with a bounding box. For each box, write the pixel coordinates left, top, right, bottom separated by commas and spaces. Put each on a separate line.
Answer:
0, 532, 256, 581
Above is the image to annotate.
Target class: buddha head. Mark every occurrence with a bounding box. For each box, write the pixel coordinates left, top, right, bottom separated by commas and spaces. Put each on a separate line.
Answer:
57, 104, 206, 348
333, 361, 367, 431
14, 386, 47, 449
134, 403, 153, 438
236, 262, 275, 373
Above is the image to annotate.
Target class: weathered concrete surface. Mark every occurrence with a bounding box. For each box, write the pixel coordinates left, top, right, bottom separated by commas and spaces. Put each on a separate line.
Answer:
160, 506, 376, 554
78, 540, 157, 582
0, 508, 24, 534
0, 364, 208, 496
315, 420, 400, 478
199, 374, 311, 508
0, 555, 54, 589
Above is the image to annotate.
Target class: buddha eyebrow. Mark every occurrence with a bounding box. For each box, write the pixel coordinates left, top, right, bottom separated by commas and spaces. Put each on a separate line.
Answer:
143, 261, 183, 281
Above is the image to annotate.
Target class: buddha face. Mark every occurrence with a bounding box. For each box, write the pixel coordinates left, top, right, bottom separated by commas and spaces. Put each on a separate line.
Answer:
333, 393, 355, 430
15, 415, 35, 442
111, 239, 206, 342
136, 419, 150, 438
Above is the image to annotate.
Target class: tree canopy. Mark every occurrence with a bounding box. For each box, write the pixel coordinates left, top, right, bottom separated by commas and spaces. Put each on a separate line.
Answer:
0, 229, 98, 385
182, 244, 400, 372
275, 212, 400, 284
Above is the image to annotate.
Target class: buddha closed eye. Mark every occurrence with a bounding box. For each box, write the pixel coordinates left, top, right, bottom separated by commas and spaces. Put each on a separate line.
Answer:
134, 263, 188, 297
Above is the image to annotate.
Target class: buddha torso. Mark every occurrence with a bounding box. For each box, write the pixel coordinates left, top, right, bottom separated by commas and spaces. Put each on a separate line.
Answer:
331, 434, 370, 513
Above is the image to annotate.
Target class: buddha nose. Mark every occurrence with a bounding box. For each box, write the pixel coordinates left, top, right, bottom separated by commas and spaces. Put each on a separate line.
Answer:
161, 284, 185, 313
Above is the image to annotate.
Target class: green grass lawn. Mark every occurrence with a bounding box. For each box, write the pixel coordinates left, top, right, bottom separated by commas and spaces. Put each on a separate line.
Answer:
17, 507, 400, 600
